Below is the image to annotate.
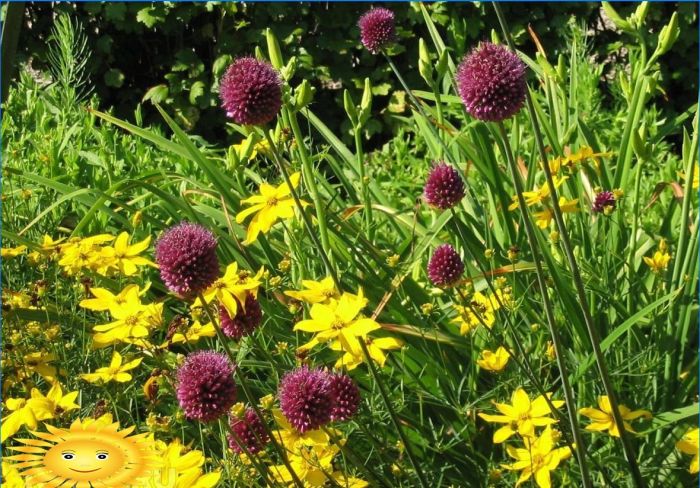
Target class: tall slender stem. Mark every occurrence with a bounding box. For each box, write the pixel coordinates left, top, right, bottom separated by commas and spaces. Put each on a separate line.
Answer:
358, 339, 431, 488
354, 126, 373, 240
496, 122, 593, 488
284, 108, 335, 270
493, 4, 645, 486
263, 129, 341, 290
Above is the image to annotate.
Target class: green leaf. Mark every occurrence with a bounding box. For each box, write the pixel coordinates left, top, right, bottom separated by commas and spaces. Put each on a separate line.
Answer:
104, 68, 124, 88
189, 80, 205, 105
143, 84, 169, 104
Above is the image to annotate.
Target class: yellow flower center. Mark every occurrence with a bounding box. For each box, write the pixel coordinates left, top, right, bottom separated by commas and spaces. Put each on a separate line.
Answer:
266, 197, 279, 207
125, 315, 140, 326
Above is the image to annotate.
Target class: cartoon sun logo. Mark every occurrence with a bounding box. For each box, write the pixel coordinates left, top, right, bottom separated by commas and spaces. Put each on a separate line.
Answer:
6, 417, 161, 488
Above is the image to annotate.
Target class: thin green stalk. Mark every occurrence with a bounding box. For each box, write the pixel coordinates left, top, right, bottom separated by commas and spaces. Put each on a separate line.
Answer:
494, 123, 593, 488
354, 126, 373, 240
284, 108, 336, 271
358, 339, 431, 488
263, 129, 340, 290
493, 5, 645, 486
198, 294, 304, 488
626, 158, 644, 313
322, 426, 393, 488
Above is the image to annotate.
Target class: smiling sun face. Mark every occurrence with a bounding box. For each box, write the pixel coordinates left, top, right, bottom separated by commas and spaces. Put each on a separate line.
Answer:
6, 417, 160, 488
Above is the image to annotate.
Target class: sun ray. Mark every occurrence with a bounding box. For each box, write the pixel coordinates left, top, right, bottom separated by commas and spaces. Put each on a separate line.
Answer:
6, 417, 160, 487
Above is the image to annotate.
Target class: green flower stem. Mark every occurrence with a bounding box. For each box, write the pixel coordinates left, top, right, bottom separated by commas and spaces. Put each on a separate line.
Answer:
322, 426, 393, 488
493, 4, 645, 486
198, 294, 305, 488
263, 129, 341, 291
220, 418, 279, 488
358, 339, 431, 488
495, 122, 593, 488
626, 156, 645, 313
354, 125, 374, 240
283, 108, 335, 270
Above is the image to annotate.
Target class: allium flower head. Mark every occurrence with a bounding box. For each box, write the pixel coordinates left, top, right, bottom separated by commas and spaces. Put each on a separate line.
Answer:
428, 244, 464, 287
358, 8, 396, 54
155, 222, 219, 297
278, 366, 333, 432
220, 294, 263, 340
424, 162, 466, 210
592, 190, 616, 214
228, 407, 270, 454
457, 42, 527, 122
176, 350, 237, 422
329, 372, 360, 422
220, 57, 282, 126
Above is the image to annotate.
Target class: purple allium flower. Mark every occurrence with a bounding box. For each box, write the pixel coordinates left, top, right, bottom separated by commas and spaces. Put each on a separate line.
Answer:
358, 8, 396, 54
329, 372, 360, 422
176, 350, 237, 422
155, 222, 219, 298
220, 294, 263, 340
228, 407, 270, 455
424, 162, 466, 210
592, 190, 617, 214
278, 366, 333, 433
428, 244, 464, 287
219, 57, 282, 126
457, 42, 527, 122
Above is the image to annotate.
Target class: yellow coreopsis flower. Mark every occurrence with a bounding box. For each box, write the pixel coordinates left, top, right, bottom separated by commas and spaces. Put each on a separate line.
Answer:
502, 426, 573, 488
271, 443, 341, 486
478, 388, 564, 443
27, 382, 80, 420
294, 290, 380, 354
271, 409, 333, 453
58, 234, 115, 275
676, 427, 699, 474
100, 232, 156, 276
79, 284, 146, 314
197, 262, 264, 318
452, 291, 499, 335
643, 250, 671, 275
1, 245, 27, 259
579, 396, 651, 437
284, 276, 338, 304
477, 346, 510, 372
168, 320, 216, 345
509, 176, 568, 210
1, 398, 39, 442
81, 351, 143, 384
92, 298, 162, 348
21, 351, 60, 383
330, 335, 403, 370
533, 197, 578, 229
236, 171, 309, 245
1, 461, 24, 488
152, 438, 221, 488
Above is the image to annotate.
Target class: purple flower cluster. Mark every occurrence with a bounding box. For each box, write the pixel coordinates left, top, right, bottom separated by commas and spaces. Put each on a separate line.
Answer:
155, 222, 219, 298
228, 407, 270, 454
424, 162, 466, 210
592, 190, 617, 214
220, 57, 282, 126
428, 244, 464, 287
176, 350, 237, 422
278, 366, 360, 433
358, 8, 396, 54
457, 42, 527, 122
220, 294, 263, 340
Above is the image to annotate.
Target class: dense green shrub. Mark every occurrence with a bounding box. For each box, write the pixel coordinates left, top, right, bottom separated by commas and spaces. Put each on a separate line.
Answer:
9, 2, 697, 146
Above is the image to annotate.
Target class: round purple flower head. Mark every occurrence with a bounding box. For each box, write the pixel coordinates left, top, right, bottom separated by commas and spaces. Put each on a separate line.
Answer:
220, 57, 282, 126
428, 244, 464, 287
457, 42, 527, 122
592, 190, 616, 214
279, 366, 333, 433
424, 162, 466, 210
358, 7, 396, 54
329, 372, 360, 422
176, 350, 237, 422
155, 222, 219, 298
220, 294, 263, 340
228, 407, 270, 455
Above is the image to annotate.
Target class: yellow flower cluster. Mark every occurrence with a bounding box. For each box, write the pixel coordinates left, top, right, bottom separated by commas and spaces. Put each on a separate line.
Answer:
452, 288, 512, 335
80, 284, 163, 348
287, 278, 402, 370
578, 396, 651, 437
478, 388, 571, 488
545, 146, 612, 174
58, 232, 155, 276
269, 410, 368, 487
